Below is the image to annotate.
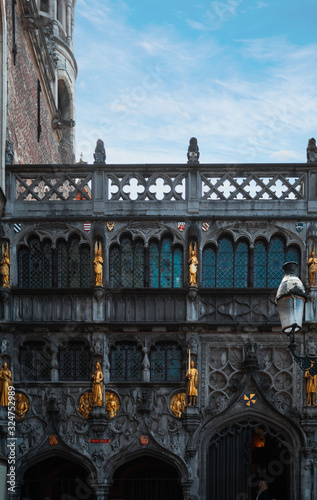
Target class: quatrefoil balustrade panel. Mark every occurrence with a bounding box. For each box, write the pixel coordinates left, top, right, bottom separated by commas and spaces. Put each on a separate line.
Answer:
16, 174, 92, 201
201, 173, 305, 200
108, 173, 186, 201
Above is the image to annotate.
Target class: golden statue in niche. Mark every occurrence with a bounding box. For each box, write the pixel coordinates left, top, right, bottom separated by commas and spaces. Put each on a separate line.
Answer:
15, 392, 30, 419
78, 392, 93, 418
92, 361, 103, 406
0, 242, 10, 288
186, 350, 199, 406
308, 251, 317, 287
94, 241, 104, 287
0, 362, 12, 406
105, 391, 120, 418
188, 241, 198, 287
170, 392, 186, 417
305, 363, 317, 406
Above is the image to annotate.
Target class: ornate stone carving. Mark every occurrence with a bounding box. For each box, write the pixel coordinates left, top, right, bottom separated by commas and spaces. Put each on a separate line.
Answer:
307, 138, 317, 162
15, 392, 30, 419
94, 139, 106, 165
78, 392, 93, 419
105, 391, 120, 418
170, 392, 186, 417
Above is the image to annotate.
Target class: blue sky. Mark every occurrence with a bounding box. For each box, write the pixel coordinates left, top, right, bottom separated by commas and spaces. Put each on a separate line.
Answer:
74, 0, 317, 164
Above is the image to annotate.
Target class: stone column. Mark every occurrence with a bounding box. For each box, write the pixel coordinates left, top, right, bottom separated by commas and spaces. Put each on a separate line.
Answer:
66, 0, 72, 46
90, 480, 112, 500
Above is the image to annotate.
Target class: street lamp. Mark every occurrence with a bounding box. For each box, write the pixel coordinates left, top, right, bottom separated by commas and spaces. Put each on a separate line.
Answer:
0, 451, 7, 500
275, 261, 317, 376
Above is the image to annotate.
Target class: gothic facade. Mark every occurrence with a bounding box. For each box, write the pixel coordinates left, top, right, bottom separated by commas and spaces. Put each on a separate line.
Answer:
0, 151, 317, 499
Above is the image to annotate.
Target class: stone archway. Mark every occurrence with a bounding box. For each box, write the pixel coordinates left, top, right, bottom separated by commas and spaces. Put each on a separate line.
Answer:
109, 455, 183, 500
20, 456, 93, 500
206, 419, 292, 500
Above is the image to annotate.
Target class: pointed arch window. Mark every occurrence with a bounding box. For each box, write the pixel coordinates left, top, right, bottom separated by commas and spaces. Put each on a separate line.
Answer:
110, 237, 145, 288
18, 235, 90, 288
216, 238, 234, 287
149, 236, 183, 288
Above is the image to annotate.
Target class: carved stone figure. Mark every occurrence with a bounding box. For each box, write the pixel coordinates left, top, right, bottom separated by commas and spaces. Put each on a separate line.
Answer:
94, 241, 104, 287
170, 392, 186, 417
305, 364, 317, 405
187, 137, 200, 164
186, 360, 199, 406
0, 242, 10, 288
308, 251, 317, 286
94, 139, 106, 164
0, 362, 12, 406
188, 241, 198, 287
105, 392, 120, 418
307, 138, 317, 162
15, 393, 30, 419
92, 362, 103, 406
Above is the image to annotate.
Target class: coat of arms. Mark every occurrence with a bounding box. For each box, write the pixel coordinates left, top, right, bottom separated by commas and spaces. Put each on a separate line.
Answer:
295, 222, 304, 233
177, 222, 185, 232
202, 222, 210, 232
49, 435, 58, 446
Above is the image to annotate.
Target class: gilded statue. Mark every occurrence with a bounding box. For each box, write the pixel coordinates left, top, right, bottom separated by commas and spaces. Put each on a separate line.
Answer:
15, 393, 30, 419
0, 362, 12, 406
0, 242, 10, 288
305, 363, 317, 405
94, 241, 104, 287
92, 361, 103, 406
170, 392, 186, 417
105, 391, 120, 418
186, 351, 199, 406
78, 392, 93, 418
188, 241, 198, 287
308, 251, 317, 287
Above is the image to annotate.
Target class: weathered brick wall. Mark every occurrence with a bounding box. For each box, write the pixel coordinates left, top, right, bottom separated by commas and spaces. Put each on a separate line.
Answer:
6, 0, 74, 164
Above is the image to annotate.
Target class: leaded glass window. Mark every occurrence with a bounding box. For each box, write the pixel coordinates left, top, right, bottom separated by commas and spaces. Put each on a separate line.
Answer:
21, 342, 51, 381
59, 341, 90, 381
110, 342, 142, 381
254, 241, 267, 287
268, 237, 285, 287
149, 242, 159, 287
109, 238, 145, 288
286, 246, 300, 268
150, 342, 182, 381
217, 238, 234, 287
149, 237, 183, 288
19, 235, 90, 288
202, 247, 216, 287
234, 241, 248, 287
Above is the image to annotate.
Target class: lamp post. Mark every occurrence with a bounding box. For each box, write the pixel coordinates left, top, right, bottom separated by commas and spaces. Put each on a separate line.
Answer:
0, 451, 7, 500
275, 262, 317, 376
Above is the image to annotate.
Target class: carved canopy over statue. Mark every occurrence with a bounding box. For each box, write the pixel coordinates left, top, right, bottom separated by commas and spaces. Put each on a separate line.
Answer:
307, 138, 317, 163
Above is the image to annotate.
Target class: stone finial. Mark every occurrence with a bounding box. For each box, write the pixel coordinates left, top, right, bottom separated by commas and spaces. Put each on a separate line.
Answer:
307, 138, 317, 162
187, 137, 199, 164
94, 139, 106, 165
5, 134, 14, 165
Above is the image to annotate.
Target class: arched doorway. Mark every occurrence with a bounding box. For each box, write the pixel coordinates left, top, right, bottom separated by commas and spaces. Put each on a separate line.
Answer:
21, 456, 93, 500
109, 456, 183, 500
207, 420, 291, 500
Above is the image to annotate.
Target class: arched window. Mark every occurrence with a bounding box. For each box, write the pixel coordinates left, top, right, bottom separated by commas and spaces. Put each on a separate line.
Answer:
149, 236, 183, 288
20, 342, 50, 381
110, 342, 142, 381
57, 237, 90, 288
234, 241, 248, 287
254, 237, 300, 287
202, 246, 216, 287
59, 341, 90, 381
19, 235, 90, 288
19, 237, 53, 288
110, 237, 145, 288
150, 342, 182, 381
216, 238, 234, 287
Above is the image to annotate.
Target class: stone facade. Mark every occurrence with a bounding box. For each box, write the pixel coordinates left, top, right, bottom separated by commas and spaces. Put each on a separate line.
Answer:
0, 160, 316, 499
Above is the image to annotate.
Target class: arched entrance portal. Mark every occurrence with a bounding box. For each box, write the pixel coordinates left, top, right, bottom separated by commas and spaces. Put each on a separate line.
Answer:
207, 420, 291, 500
109, 456, 183, 500
21, 456, 93, 500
